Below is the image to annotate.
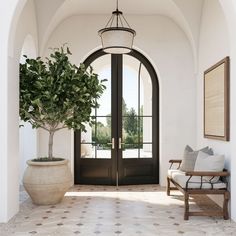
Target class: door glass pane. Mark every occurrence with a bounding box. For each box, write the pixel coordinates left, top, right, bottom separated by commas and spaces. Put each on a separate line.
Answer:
123, 55, 139, 115
81, 54, 112, 159
89, 54, 111, 116
122, 55, 153, 159
81, 123, 94, 143
96, 117, 111, 144
142, 117, 152, 143
122, 55, 139, 159
140, 66, 152, 116
123, 144, 139, 159
140, 144, 152, 158
81, 144, 95, 158
122, 116, 138, 142
97, 145, 111, 159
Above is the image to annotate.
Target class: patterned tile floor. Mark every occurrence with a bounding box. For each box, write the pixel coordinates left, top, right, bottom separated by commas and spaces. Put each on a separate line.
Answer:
1, 185, 236, 236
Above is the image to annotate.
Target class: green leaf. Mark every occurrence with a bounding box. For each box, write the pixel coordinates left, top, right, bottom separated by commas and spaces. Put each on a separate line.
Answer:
19, 45, 106, 157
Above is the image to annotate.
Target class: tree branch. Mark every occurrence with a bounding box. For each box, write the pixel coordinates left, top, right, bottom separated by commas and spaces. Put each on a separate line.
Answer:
27, 114, 50, 131
54, 125, 67, 131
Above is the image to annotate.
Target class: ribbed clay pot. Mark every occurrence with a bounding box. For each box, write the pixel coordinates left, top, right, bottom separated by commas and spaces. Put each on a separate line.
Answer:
23, 159, 73, 205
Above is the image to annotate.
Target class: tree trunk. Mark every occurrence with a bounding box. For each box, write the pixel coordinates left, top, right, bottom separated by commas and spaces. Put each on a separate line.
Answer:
48, 130, 55, 160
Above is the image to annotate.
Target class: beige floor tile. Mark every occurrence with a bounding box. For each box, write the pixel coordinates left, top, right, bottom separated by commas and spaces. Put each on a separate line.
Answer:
0, 185, 236, 236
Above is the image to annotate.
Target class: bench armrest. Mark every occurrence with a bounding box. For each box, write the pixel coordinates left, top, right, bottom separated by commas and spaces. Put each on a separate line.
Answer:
169, 159, 182, 169
185, 171, 230, 177
169, 159, 182, 163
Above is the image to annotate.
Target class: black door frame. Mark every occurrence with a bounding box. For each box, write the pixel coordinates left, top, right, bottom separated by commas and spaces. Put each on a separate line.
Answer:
74, 49, 159, 185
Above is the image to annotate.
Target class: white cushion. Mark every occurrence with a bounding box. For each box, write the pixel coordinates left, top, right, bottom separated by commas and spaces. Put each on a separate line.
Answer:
194, 151, 225, 182
167, 169, 182, 178
172, 171, 227, 189
179, 145, 212, 172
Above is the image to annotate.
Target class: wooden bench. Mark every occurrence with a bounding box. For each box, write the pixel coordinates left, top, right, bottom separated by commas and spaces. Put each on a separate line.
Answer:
167, 159, 230, 220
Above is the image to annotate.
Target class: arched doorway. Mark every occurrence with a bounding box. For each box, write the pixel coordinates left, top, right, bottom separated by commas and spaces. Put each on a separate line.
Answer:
74, 49, 159, 185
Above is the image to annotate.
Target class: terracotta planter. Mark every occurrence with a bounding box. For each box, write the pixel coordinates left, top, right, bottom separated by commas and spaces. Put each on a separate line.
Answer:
23, 159, 73, 205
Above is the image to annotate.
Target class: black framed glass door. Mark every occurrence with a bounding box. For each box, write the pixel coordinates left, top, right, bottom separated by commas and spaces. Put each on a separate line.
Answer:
74, 49, 159, 185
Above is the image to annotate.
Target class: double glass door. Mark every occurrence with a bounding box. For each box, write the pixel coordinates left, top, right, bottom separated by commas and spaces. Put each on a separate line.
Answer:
74, 50, 159, 185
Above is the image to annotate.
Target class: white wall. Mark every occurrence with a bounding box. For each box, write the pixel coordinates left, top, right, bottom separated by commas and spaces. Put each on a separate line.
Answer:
0, 0, 38, 222
197, 0, 230, 206
37, 128, 75, 176
218, 0, 236, 222
14, 0, 38, 187
14, 1, 38, 59
42, 14, 196, 186
37, 128, 71, 160
1, 0, 236, 225
0, 0, 24, 223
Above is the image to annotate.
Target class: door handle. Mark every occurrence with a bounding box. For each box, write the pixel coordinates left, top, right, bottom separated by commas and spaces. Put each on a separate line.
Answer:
107, 138, 115, 149
119, 138, 125, 149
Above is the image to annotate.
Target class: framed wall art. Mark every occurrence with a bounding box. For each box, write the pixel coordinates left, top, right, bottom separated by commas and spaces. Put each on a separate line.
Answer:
204, 56, 230, 141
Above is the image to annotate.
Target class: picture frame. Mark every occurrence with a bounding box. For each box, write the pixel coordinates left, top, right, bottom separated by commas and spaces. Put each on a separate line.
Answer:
204, 57, 230, 141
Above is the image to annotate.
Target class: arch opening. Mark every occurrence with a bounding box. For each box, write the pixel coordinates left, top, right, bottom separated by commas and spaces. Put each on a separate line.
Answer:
74, 49, 159, 185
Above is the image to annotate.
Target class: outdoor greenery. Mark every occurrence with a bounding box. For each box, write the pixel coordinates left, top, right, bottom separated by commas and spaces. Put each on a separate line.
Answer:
92, 101, 144, 150
20, 46, 106, 160
92, 122, 110, 145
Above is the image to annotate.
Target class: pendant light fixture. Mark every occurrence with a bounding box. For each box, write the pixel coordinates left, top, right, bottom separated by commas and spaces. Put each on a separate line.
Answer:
98, 0, 136, 54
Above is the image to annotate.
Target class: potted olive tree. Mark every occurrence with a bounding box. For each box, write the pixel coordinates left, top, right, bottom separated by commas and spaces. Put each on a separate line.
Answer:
20, 47, 106, 205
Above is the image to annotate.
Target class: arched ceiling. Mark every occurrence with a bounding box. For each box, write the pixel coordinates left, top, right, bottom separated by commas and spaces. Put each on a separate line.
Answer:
34, 0, 204, 67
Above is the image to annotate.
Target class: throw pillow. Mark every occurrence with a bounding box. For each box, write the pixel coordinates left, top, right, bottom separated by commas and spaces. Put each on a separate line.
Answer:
194, 151, 225, 182
179, 145, 213, 172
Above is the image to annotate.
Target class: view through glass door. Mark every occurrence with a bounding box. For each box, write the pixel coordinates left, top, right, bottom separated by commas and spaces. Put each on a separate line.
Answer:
74, 50, 159, 185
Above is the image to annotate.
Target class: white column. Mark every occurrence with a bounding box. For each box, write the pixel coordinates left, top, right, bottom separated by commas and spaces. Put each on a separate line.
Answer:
0, 30, 9, 224
6, 56, 20, 220
0, 47, 19, 222
0, 0, 25, 223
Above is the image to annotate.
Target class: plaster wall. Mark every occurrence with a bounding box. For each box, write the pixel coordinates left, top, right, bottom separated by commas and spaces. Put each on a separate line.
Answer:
0, 0, 38, 222
13, 0, 38, 190
2, 0, 236, 223
197, 0, 230, 207
41, 15, 196, 186
173, 0, 203, 43
0, 0, 23, 223
218, 0, 236, 221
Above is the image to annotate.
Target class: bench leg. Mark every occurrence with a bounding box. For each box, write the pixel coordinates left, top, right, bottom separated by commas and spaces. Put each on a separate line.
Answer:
167, 177, 170, 196
223, 191, 230, 220
184, 192, 189, 220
